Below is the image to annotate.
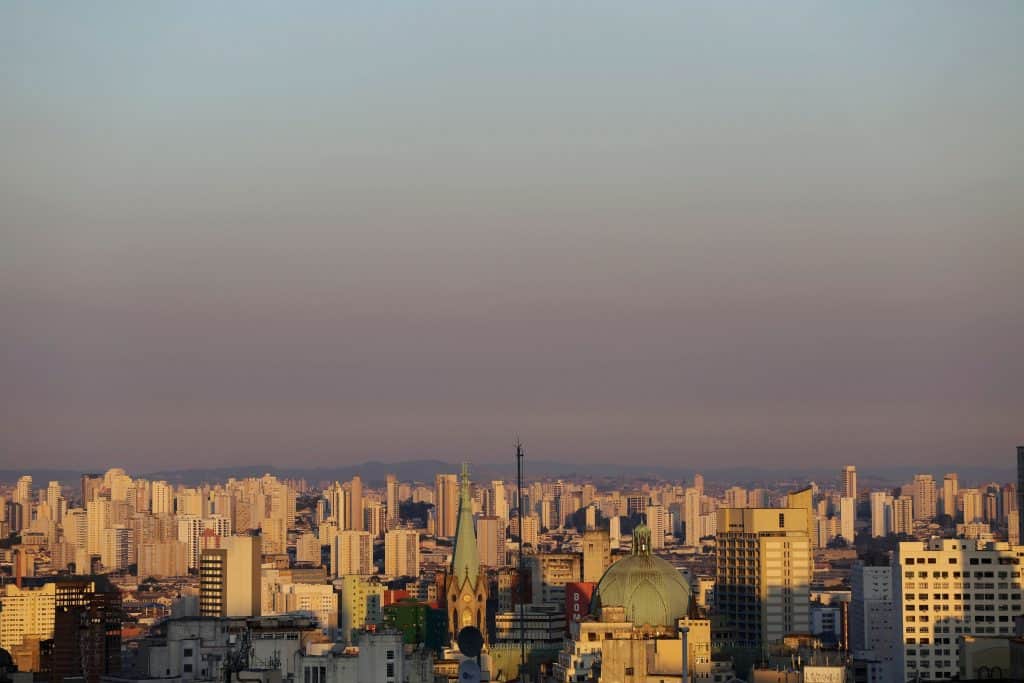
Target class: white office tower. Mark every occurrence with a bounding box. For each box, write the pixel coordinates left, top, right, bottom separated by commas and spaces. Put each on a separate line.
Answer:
333, 529, 373, 577
608, 515, 621, 549
584, 504, 597, 530
911, 474, 937, 521
849, 563, 897, 682
870, 492, 893, 538
841, 465, 858, 499
475, 515, 506, 567
645, 504, 670, 549
384, 529, 419, 578
942, 473, 959, 519
894, 538, 1024, 681
840, 496, 856, 543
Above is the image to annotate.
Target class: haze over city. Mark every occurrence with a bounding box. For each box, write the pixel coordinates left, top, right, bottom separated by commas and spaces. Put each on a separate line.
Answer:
2, 2, 1022, 472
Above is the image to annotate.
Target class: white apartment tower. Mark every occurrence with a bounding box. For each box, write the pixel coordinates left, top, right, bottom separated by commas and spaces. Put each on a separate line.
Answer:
384, 529, 420, 578
893, 538, 1024, 681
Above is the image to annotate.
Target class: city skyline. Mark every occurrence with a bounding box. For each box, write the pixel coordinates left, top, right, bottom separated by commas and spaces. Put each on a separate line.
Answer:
3, 3, 1023, 471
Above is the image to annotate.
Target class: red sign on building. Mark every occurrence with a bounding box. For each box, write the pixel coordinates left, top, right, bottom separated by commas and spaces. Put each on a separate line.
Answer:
565, 581, 597, 627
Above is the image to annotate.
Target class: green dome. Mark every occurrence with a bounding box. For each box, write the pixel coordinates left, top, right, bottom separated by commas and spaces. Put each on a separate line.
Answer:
592, 524, 691, 627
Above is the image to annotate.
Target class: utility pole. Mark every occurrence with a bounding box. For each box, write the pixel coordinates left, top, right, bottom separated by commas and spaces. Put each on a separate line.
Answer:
516, 437, 526, 681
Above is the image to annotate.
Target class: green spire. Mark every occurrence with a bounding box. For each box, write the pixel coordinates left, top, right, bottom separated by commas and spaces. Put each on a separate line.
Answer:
450, 463, 479, 585
632, 523, 652, 557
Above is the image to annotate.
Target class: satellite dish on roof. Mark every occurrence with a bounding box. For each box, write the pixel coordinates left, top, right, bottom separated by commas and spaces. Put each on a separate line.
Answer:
457, 626, 484, 659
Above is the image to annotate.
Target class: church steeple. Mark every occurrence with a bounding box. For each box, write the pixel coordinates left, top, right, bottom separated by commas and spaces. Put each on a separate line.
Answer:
450, 462, 479, 585
445, 463, 488, 645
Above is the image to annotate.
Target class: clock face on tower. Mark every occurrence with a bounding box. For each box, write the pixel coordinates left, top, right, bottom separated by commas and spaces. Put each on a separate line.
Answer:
462, 594, 471, 602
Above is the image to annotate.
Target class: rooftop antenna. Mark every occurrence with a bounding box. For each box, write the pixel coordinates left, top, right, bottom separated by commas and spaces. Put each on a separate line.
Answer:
515, 436, 526, 681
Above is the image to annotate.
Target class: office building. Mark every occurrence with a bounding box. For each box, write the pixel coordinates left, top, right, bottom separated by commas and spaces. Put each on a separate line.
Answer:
199, 534, 262, 617
716, 505, 812, 650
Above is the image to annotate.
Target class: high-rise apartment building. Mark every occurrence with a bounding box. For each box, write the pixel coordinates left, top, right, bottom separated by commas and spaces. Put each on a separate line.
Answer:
490, 480, 508, 520
893, 538, 1024, 681
199, 535, 262, 617
349, 476, 364, 532
849, 563, 897, 682
684, 487, 702, 547
340, 575, 384, 644
892, 496, 914, 535
645, 504, 670, 549
960, 488, 983, 524
1017, 446, 1024, 546
870, 492, 893, 538
435, 474, 459, 538
911, 474, 937, 521
384, 529, 419, 578
839, 496, 856, 543
476, 515, 506, 567
80, 474, 103, 506
841, 465, 858, 500
385, 474, 399, 527
942, 473, 959, 520
100, 526, 131, 571
716, 506, 812, 650
177, 515, 203, 570
520, 513, 540, 549
333, 530, 373, 577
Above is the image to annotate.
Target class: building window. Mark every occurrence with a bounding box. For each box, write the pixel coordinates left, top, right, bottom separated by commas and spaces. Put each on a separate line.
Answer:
387, 650, 395, 660
386, 663, 395, 678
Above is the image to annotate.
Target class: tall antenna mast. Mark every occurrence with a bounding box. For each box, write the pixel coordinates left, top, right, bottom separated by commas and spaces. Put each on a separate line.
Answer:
515, 437, 526, 680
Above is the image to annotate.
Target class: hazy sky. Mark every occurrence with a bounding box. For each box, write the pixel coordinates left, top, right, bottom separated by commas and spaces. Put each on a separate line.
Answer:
2, 2, 1022, 472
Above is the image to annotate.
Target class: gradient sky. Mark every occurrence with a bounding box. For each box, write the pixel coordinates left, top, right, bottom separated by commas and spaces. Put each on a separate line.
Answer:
2, 2, 1022, 471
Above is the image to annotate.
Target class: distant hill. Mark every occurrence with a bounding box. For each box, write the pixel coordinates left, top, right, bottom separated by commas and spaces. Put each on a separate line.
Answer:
0, 460, 1015, 488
